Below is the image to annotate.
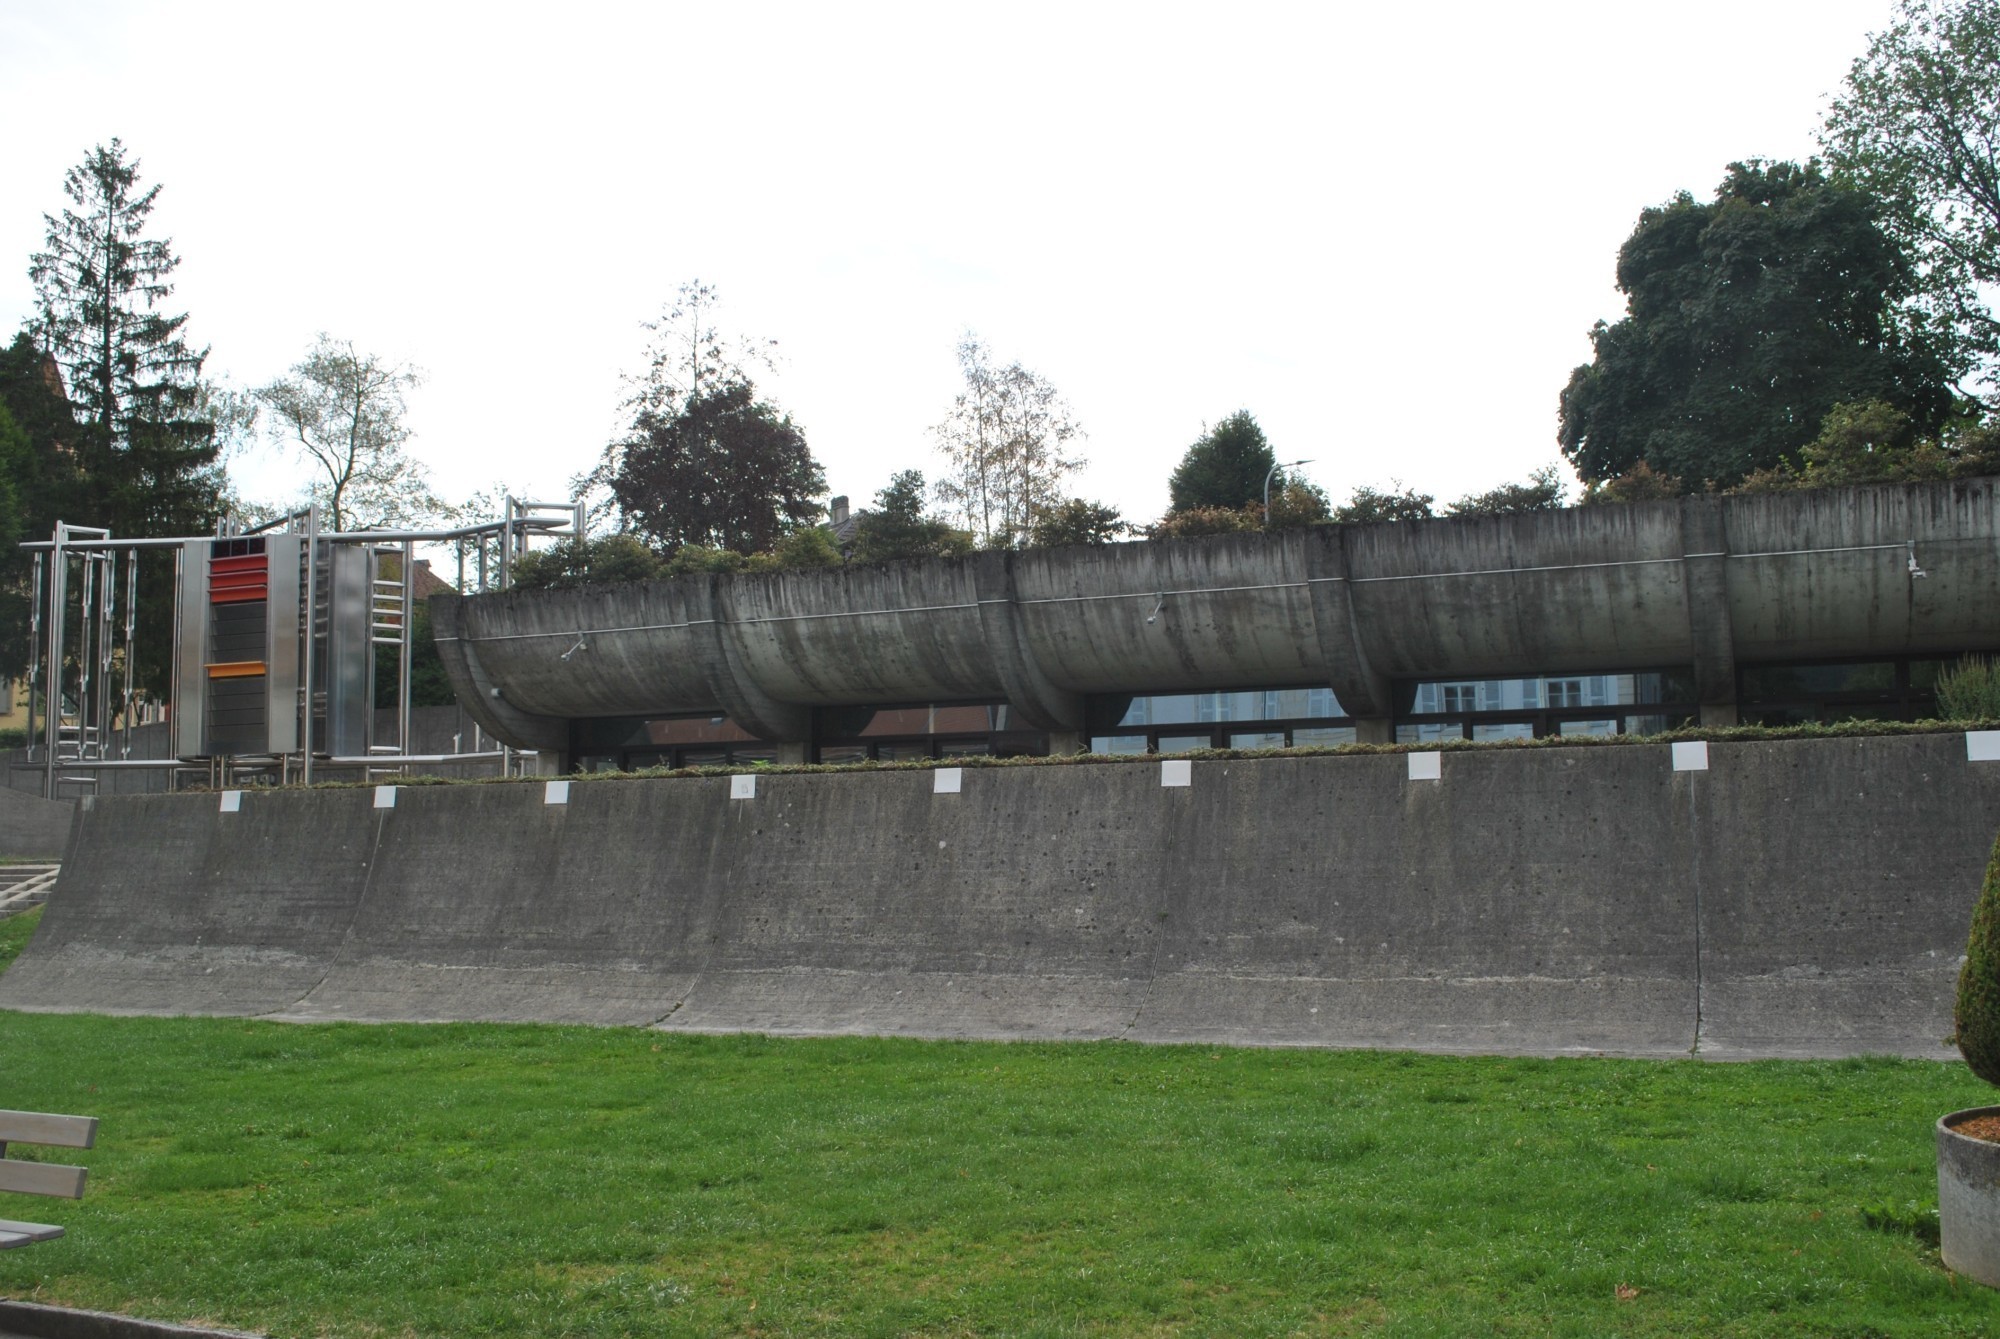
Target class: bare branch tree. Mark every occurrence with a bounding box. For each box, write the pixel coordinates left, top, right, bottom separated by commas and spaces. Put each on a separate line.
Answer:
932, 334, 1083, 546
256, 335, 449, 531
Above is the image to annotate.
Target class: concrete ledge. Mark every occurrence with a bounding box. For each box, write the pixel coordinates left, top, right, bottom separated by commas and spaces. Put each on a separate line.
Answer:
0, 1299, 263, 1339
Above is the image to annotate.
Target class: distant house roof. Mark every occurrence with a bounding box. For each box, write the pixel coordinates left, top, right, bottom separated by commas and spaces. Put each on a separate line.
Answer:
411, 559, 453, 600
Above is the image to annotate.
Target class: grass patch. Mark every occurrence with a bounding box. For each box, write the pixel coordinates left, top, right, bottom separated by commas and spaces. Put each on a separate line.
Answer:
0, 904, 40, 974
0, 1016, 1994, 1336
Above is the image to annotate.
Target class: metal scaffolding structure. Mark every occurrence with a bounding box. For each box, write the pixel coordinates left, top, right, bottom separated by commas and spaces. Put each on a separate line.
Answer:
13, 498, 582, 798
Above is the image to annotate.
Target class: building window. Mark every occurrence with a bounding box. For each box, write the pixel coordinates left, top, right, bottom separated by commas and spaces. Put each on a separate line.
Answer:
814, 701, 1039, 762
1087, 686, 1353, 754
1737, 655, 1969, 725
1394, 670, 1695, 742
570, 711, 767, 772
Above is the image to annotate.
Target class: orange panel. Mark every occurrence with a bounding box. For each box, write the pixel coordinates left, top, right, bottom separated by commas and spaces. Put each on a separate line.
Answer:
206, 661, 268, 679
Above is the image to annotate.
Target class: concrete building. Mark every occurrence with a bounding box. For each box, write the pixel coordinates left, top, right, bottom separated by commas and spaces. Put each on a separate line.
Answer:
430, 478, 2000, 772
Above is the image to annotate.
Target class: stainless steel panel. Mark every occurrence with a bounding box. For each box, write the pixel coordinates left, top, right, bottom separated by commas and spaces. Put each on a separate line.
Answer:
263, 535, 302, 754
318, 543, 373, 757
172, 540, 208, 758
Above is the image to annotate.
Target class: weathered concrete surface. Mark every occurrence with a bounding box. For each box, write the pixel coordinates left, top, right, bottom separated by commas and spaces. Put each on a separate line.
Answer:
1, 734, 1995, 1058
433, 478, 2000, 750
0, 788, 73, 858
0, 792, 378, 1015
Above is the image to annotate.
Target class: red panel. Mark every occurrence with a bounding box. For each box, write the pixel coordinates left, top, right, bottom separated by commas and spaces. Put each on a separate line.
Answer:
210, 554, 268, 604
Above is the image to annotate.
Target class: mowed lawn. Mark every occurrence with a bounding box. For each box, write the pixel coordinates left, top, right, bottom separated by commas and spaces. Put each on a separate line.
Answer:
0, 911, 1992, 1336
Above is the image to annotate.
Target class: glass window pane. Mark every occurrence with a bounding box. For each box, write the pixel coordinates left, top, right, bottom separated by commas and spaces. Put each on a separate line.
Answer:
931, 705, 999, 734
646, 714, 754, 746
1470, 721, 1534, 741
817, 745, 868, 764
1090, 734, 1149, 755
729, 748, 777, 766
1144, 694, 1202, 725
1397, 722, 1463, 743
1743, 662, 1896, 698
1556, 718, 1618, 737
1219, 691, 1264, 722
1266, 687, 1344, 720
1157, 734, 1212, 753
1230, 731, 1286, 750
1624, 714, 1673, 737
1911, 659, 1952, 693
1292, 726, 1357, 748
874, 743, 927, 761
681, 749, 727, 767
938, 739, 991, 757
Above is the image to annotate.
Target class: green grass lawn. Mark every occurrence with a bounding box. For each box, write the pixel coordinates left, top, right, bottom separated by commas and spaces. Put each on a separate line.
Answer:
0, 905, 40, 974
0, 949, 1993, 1336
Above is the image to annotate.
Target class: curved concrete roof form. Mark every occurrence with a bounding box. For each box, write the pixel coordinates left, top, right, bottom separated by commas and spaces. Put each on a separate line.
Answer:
431, 479, 2000, 749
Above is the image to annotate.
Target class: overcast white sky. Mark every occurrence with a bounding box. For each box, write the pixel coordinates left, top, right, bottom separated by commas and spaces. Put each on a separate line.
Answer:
0, 0, 1900, 529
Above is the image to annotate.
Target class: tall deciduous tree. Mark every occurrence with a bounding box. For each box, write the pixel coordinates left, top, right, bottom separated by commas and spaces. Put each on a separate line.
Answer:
1167, 411, 1278, 511
610, 381, 824, 554
28, 139, 223, 540
1824, 0, 2000, 399
932, 334, 1084, 546
256, 336, 447, 531
1558, 160, 1956, 488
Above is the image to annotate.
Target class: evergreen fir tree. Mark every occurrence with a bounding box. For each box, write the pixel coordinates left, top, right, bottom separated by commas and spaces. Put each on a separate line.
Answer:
26, 139, 225, 689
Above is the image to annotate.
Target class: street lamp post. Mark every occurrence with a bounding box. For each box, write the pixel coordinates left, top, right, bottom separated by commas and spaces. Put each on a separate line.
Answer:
1264, 458, 1316, 526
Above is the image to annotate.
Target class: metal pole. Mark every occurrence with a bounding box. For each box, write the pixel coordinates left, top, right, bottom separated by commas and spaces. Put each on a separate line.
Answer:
1263, 458, 1315, 527
25, 551, 42, 762
122, 552, 138, 756
169, 545, 184, 749
43, 525, 65, 799
399, 539, 414, 776
76, 550, 95, 759
301, 507, 318, 786
95, 554, 114, 757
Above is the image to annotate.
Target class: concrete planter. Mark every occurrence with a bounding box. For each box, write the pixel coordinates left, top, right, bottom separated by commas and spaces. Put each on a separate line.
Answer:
1939, 1106, 2000, 1285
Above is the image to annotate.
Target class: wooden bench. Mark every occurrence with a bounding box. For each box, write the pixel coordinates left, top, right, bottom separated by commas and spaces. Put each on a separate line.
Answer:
0, 1109, 97, 1248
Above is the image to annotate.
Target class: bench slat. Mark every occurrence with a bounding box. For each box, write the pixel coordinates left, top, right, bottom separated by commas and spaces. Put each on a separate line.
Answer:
0, 1111, 97, 1149
0, 1218, 64, 1248
0, 1160, 87, 1199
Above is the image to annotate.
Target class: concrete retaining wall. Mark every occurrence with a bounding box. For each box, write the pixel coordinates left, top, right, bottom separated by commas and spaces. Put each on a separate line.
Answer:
3, 733, 1997, 1058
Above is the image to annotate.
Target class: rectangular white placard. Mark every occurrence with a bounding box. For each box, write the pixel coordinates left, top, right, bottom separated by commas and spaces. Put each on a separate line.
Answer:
544, 779, 571, 805
730, 773, 758, 800
1671, 740, 1710, 772
374, 785, 397, 809
1969, 731, 2000, 762
219, 790, 242, 813
1407, 751, 1441, 782
934, 767, 963, 794
1160, 759, 1191, 788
